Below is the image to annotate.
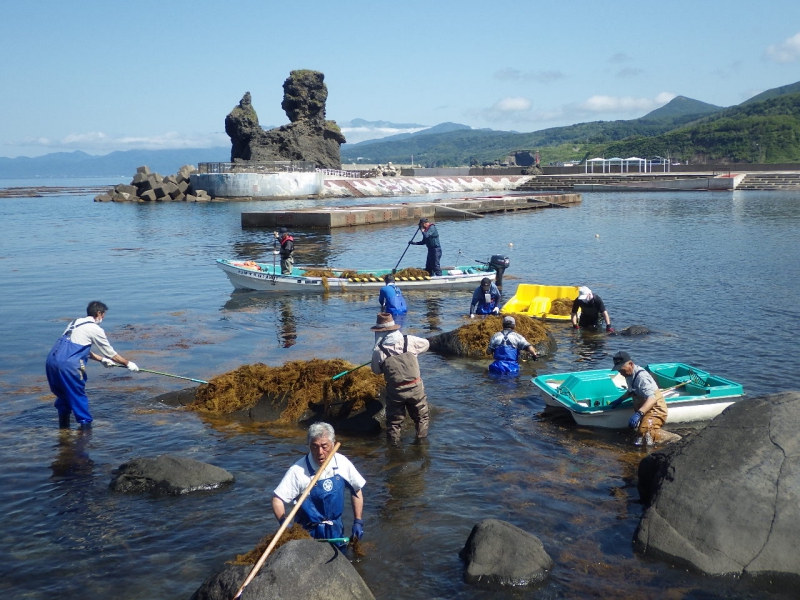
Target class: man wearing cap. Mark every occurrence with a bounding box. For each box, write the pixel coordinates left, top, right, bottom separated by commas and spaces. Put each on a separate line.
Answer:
571, 286, 614, 333
410, 218, 442, 276
379, 274, 407, 318
277, 227, 294, 275
486, 315, 538, 375
609, 351, 675, 445
470, 277, 501, 318
370, 312, 430, 444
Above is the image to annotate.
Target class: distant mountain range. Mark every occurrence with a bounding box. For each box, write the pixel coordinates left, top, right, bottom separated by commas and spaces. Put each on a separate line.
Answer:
0, 147, 230, 179
4, 79, 799, 177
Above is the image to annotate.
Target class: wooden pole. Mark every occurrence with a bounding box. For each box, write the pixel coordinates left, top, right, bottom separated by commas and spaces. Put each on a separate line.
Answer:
232, 441, 342, 599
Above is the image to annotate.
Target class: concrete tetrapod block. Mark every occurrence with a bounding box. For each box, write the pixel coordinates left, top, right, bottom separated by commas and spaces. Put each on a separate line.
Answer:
153, 185, 168, 199
177, 179, 189, 194
94, 193, 113, 202
136, 165, 151, 175
139, 189, 157, 202
137, 178, 156, 192
115, 183, 138, 195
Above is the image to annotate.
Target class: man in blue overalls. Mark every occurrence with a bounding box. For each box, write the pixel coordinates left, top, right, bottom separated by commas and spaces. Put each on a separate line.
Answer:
45, 301, 139, 428
486, 315, 538, 375
272, 422, 366, 550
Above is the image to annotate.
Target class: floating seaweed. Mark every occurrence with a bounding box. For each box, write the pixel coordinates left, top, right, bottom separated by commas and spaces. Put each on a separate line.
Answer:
455, 314, 550, 355
190, 359, 385, 422
549, 297, 574, 316
229, 524, 312, 565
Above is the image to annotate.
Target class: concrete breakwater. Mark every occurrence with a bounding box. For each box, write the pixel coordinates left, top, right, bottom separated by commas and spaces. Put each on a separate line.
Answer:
241, 192, 580, 229
321, 174, 531, 198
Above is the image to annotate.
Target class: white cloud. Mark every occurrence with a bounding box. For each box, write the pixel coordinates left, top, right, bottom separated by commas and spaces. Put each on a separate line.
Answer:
493, 97, 532, 112
5, 131, 230, 154
579, 92, 676, 114
765, 32, 800, 63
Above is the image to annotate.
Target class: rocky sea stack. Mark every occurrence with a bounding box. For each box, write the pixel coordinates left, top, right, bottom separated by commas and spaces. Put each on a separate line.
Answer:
225, 70, 346, 169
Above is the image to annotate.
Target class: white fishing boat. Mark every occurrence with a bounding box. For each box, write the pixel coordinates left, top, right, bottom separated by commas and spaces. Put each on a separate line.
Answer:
217, 255, 509, 293
532, 363, 745, 429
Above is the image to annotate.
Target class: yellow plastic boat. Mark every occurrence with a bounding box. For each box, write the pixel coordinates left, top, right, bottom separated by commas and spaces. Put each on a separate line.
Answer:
501, 283, 579, 321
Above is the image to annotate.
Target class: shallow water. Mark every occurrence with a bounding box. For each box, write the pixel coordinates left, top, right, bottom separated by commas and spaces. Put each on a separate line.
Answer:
1, 185, 799, 599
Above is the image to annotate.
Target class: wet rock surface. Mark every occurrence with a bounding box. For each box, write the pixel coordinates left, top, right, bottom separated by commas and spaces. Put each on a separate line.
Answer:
109, 454, 234, 495
225, 70, 345, 169
635, 391, 800, 587
619, 325, 652, 336
459, 518, 553, 587
190, 539, 375, 600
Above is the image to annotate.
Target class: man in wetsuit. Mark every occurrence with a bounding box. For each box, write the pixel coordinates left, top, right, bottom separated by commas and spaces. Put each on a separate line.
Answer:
570, 286, 614, 333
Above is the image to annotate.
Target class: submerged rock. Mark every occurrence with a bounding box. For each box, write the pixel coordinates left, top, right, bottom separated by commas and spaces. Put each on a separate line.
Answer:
225, 70, 345, 170
109, 454, 234, 495
459, 519, 553, 587
635, 391, 800, 588
619, 325, 652, 336
190, 539, 375, 600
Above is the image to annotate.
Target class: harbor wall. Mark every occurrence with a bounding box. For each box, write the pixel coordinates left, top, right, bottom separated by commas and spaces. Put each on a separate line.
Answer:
321, 175, 530, 198
190, 171, 324, 198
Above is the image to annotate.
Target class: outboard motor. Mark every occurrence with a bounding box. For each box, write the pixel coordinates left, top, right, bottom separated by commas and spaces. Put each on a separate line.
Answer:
489, 254, 510, 287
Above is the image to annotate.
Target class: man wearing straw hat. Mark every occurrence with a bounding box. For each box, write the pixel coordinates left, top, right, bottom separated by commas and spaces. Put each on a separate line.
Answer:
271, 422, 365, 549
370, 312, 431, 444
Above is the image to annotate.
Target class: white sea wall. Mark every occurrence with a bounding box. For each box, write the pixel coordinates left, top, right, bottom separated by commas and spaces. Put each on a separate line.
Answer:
321, 175, 532, 198
190, 171, 324, 198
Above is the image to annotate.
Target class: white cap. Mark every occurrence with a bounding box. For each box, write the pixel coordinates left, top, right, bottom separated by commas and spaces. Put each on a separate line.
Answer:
577, 286, 592, 301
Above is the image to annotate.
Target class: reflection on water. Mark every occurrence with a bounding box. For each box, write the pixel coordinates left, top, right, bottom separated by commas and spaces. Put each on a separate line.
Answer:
0, 189, 799, 599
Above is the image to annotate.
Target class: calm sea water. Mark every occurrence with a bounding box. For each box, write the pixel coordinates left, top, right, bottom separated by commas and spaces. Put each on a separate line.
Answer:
1, 183, 799, 599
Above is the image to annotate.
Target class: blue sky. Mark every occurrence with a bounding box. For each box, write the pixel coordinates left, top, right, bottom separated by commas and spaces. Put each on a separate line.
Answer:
1, 0, 799, 157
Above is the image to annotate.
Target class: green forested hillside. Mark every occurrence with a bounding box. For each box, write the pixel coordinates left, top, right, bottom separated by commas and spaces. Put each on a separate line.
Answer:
603, 93, 800, 163
340, 82, 800, 166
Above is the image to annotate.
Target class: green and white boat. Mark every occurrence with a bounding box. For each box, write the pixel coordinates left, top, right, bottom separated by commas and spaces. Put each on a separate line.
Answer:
532, 363, 745, 429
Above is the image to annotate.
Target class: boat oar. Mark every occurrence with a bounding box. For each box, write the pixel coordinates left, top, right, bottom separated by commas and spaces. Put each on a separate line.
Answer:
331, 361, 370, 381
316, 537, 350, 544
392, 227, 420, 273
232, 442, 342, 600
115, 364, 208, 385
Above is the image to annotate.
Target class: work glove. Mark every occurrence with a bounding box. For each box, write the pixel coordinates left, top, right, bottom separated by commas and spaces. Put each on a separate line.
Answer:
628, 410, 644, 429
127, 361, 139, 372
607, 397, 624, 409
101, 357, 116, 368
606, 325, 615, 334
572, 324, 579, 330
491, 307, 500, 314
352, 518, 364, 540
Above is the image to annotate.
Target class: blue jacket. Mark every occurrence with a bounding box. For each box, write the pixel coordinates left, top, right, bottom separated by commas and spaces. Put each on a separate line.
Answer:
379, 284, 407, 316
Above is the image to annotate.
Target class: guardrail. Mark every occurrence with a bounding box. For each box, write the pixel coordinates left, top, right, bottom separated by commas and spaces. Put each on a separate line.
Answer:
316, 169, 362, 178
197, 161, 316, 174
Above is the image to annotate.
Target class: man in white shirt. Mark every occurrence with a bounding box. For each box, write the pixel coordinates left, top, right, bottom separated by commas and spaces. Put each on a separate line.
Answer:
45, 301, 139, 428
272, 422, 365, 549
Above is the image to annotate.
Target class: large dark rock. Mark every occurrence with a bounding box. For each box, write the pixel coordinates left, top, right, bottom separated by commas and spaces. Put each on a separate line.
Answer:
225, 70, 345, 169
619, 324, 651, 336
110, 454, 234, 495
190, 540, 375, 600
459, 519, 553, 587
635, 392, 800, 587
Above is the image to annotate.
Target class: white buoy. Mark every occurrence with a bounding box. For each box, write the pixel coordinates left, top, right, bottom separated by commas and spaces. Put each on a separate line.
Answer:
508, 242, 513, 247
595, 234, 600, 238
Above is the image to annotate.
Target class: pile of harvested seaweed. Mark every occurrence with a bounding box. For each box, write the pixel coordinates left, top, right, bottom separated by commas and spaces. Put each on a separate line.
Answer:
229, 524, 312, 565
394, 267, 430, 279
456, 314, 549, 354
549, 297, 575, 316
301, 268, 359, 279
190, 359, 385, 422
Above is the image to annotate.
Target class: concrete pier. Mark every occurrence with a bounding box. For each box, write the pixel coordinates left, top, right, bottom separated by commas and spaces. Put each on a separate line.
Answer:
241, 193, 581, 229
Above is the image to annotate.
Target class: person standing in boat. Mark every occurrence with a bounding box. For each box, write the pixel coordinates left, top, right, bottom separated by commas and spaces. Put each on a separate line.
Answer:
379, 274, 407, 320
410, 218, 442, 276
271, 422, 365, 550
45, 301, 139, 429
570, 286, 614, 333
609, 351, 677, 445
370, 312, 430, 444
469, 277, 501, 318
277, 227, 294, 275
486, 316, 538, 375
